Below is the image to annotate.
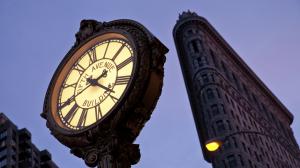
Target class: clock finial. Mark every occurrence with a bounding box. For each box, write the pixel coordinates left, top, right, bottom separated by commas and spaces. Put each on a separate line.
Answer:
75, 20, 104, 46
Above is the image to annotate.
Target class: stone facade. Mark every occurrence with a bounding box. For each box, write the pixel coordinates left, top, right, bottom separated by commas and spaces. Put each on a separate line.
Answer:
173, 11, 300, 168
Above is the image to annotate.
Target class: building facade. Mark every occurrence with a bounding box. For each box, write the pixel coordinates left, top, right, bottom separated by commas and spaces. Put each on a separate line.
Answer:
173, 11, 300, 168
0, 113, 58, 168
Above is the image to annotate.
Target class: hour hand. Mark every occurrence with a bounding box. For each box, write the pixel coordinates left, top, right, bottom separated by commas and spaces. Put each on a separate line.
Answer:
86, 76, 96, 85
96, 69, 108, 81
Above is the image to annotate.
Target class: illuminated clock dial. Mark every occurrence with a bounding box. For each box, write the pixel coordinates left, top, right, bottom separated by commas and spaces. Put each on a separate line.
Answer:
56, 38, 135, 130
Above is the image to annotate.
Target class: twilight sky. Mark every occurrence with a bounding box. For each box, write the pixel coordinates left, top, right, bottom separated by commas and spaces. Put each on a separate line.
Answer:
0, 1, 299, 167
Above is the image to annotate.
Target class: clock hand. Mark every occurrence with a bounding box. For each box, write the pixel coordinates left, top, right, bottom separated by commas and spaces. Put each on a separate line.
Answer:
96, 69, 108, 81
94, 82, 115, 93
58, 82, 92, 110
59, 69, 111, 110
87, 69, 108, 86
90, 69, 114, 93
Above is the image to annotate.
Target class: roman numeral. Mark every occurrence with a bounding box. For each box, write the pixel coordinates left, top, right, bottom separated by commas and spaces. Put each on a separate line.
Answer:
109, 95, 119, 103
95, 105, 102, 120
64, 103, 78, 122
77, 109, 88, 128
117, 56, 133, 70
74, 63, 85, 75
103, 42, 110, 58
111, 44, 125, 61
58, 95, 75, 110
63, 83, 77, 88
87, 48, 97, 64
115, 76, 130, 85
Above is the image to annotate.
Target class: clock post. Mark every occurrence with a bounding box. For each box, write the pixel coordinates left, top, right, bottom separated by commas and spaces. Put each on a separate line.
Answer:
41, 19, 168, 168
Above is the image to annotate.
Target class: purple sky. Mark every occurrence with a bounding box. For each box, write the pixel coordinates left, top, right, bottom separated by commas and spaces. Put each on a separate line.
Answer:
0, 1, 299, 167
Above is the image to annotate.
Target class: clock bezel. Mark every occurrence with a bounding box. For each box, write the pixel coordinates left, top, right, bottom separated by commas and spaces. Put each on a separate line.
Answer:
47, 30, 138, 135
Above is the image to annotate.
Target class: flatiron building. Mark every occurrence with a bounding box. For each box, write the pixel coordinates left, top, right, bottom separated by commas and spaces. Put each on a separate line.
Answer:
173, 11, 300, 168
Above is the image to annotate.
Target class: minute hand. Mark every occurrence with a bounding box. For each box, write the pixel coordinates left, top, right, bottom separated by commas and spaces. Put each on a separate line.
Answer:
95, 83, 115, 93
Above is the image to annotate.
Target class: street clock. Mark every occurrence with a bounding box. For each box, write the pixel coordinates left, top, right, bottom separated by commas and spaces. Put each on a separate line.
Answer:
41, 19, 168, 167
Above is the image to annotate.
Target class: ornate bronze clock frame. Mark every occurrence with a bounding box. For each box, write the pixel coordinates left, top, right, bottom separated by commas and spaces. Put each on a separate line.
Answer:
41, 19, 168, 167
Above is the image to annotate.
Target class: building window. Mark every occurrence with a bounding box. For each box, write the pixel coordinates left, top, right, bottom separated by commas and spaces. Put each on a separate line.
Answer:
242, 83, 249, 99
232, 72, 241, 90
249, 160, 253, 168
216, 88, 221, 98
210, 74, 215, 82
227, 120, 232, 130
0, 149, 7, 158
220, 104, 226, 114
188, 39, 203, 53
238, 155, 244, 166
0, 158, 7, 167
221, 61, 230, 79
230, 99, 235, 108
252, 93, 260, 109
242, 142, 246, 151
249, 135, 254, 145
216, 120, 226, 132
211, 104, 219, 116
212, 126, 216, 136
201, 94, 206, 103
197, 56, 208, 67
232, 137, 238, 147
239, 118, 243, 127
227, 155, 238, 167
202, 74, 209, 83
0, 131, 7, 139
206, 88, 214, 99
223, 160, 227, 168
210, 49, 219, 68
225, 94, 229, 102
248, 147, 252, 155
192, 40, 199, 53
255, 152, 260, 162
223, 140, 231, 149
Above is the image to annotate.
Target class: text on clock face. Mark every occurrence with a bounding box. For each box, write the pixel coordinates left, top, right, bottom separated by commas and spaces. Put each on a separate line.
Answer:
57, 38, 135, 130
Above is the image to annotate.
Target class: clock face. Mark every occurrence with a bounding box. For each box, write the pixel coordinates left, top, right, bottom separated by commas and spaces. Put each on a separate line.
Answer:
51, 34, 135, 131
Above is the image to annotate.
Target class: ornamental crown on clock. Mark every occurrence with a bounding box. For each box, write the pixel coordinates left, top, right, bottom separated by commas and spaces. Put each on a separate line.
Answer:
56, 37, 135, 131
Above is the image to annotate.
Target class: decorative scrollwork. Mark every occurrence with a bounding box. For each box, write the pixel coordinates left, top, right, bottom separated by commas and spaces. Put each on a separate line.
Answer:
84, 149, 99, 167
75, 20, 104, 46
